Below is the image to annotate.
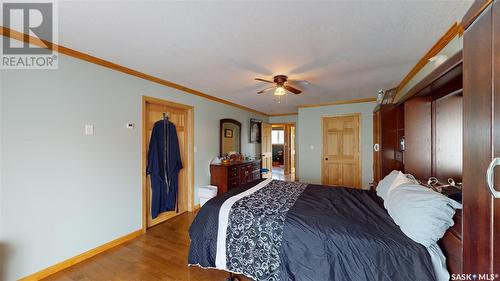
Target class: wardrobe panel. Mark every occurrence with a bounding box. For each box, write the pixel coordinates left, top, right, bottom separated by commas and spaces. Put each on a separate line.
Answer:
379, 105, 404, 177
463, 4, 493, 274
373, 111, 381, 182
404, 96, 432, 180
493, 0, 500, 273
434, 93, 463, 181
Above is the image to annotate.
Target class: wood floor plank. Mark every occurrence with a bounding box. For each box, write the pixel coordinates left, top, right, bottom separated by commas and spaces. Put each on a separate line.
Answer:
43, 212, 251, 281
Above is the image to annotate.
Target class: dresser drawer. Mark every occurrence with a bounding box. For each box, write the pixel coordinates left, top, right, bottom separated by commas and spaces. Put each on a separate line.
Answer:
251, 171, 260, 181
252, 162, 260, 171
229, 167, 238, 178
239, 165, 251, 178
228, 177, 240, 189
210, 160, 261, 195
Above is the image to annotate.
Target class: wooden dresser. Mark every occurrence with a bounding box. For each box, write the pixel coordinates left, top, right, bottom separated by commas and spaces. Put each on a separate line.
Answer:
210, 160, 261, 195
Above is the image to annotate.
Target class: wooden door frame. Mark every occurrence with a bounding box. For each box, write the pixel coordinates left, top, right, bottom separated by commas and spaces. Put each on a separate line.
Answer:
141, 96, 194, 233
321, 113, 362, 187
261, 122, 273, 176
271, 123, 296, 175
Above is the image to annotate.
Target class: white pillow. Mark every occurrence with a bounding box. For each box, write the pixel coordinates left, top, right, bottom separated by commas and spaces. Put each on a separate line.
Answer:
376, 170, 415, 200
376, 170, 399, 199
387, 171, 416, 195
384, 183, 462, 247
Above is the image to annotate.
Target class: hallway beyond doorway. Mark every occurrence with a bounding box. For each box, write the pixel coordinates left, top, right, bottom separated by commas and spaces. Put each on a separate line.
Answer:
271, 166, 295, 181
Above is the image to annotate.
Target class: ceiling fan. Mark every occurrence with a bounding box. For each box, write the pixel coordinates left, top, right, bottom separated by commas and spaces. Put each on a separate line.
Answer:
255, 75, 307, 96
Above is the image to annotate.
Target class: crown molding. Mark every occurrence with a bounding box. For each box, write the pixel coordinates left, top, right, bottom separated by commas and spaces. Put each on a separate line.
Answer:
269, 112, 298, 117
394, 22, 463, 98
0, 26, 269, 117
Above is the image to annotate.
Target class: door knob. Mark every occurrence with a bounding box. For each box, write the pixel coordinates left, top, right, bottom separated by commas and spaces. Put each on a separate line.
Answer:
325, 158, 329, 160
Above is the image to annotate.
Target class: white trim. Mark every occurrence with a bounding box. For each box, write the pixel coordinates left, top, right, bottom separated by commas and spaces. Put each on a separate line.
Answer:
215, 178, 273, 270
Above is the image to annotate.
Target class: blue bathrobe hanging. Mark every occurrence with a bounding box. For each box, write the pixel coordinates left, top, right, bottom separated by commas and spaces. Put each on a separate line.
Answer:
146, 118, 183, 218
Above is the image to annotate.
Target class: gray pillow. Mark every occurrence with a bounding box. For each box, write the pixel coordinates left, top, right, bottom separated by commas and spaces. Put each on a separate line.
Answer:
377, 170, 416, 200
376, 170, 399, 200
384, 183, 462, 247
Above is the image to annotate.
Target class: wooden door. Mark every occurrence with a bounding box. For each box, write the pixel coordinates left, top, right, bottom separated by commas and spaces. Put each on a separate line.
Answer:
283, 125, 291, 174
143, 98, 191, 228
494, 0, 500, 272
261, 123, 272, 177
372, 111, 381, 182
463, 0, 500, 274
322, 115, 361, 188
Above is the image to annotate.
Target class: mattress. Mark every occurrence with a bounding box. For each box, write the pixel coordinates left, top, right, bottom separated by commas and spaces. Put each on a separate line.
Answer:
188, 179, 437, 281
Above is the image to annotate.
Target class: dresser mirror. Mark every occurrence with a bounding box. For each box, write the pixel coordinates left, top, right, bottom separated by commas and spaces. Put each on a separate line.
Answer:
220, 119, 241, 156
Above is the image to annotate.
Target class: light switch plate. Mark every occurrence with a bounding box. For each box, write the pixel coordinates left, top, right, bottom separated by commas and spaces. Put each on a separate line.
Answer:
85, 124, 94, 136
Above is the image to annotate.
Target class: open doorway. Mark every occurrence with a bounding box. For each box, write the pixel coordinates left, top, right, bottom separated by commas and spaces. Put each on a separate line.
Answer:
271, 123, 296, 181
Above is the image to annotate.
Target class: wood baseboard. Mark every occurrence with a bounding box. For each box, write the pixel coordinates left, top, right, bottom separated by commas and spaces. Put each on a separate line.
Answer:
19, 229, 142, 281
192, 204, 201, 211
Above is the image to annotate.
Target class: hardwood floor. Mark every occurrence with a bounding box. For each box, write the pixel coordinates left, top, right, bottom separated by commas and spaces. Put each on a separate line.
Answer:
270, 166, 295, 181
43, 212, 251, 281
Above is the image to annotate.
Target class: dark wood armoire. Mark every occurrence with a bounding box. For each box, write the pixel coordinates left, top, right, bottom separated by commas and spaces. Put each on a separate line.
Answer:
374, 20, 465, 274
462, 0, 500, 274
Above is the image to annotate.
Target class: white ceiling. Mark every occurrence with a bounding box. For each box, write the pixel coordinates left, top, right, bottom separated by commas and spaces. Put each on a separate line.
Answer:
56, 0, 472, 114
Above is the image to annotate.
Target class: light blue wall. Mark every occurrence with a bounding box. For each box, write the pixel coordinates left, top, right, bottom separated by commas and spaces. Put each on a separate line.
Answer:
0, 70, 3, 243
0, 53, 267, 280
269, 115, 298, 124
297, 102, 376, 188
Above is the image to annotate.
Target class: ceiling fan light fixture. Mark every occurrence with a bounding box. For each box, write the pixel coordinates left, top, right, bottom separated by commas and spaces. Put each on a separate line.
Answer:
274, 86, 286, 96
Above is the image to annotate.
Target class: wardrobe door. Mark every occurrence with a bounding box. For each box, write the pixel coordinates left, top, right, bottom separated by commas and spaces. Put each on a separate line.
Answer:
493, 0, 500, 273
373, 111, 381, 182
463, 3, 493, 274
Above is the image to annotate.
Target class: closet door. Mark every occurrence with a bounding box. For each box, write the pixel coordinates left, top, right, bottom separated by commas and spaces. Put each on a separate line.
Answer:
322, 115, 361, 188
372, 111, 381, 182
463, 1, 497, 274
261, 123, 272, 176
144, 99, 190, 228
493, 0, 500, 272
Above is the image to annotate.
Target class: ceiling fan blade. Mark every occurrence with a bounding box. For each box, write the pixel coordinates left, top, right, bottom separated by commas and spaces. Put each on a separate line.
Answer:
257, 86, 276, 94
287, 79, 310, 85
255, 78, 274, 83
284, 85, 302, 95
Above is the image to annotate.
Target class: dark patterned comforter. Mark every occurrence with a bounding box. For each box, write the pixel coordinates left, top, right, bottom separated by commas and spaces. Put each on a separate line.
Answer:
188, 180, 436, 281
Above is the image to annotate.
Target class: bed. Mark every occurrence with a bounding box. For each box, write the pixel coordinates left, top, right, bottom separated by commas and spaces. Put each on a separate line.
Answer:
188, 178, 446, 281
